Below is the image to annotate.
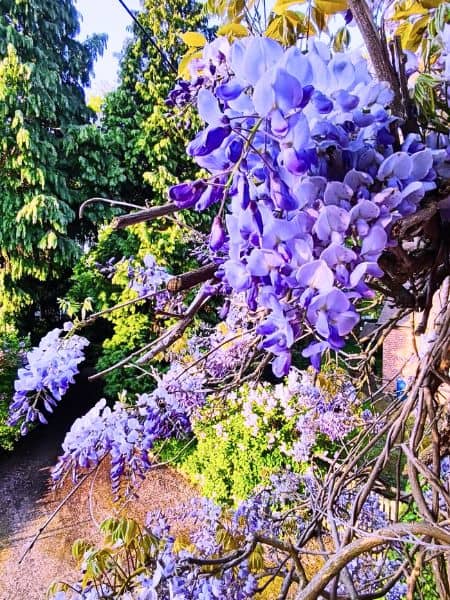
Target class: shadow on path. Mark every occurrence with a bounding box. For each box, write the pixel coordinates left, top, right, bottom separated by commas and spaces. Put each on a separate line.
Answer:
0, 373, 198, 600
0, 370, 102, 548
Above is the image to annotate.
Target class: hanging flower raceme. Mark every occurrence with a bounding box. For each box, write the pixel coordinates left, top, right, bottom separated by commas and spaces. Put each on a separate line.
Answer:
126, 253, 171, 298
52, 359, 207, 495
168, 36, 437, 374
7, 325, 89, 435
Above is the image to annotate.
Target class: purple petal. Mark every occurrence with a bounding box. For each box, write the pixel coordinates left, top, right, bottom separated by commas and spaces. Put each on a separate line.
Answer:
361, 226, 387, 261
252, 75, 274, 116
410, 149, 433, 180
329, 57, 355, 88
224, 261, 251, 291
377, 152, 412, 181
187, 126, 231, 157
349, 261, 384, 288
336, 310, 359, 336
272, 352, 292, 377
241, 37, 283, 85
216, 79, 245, 101
271, 108, 289, 137
195, 184, 223, 211
280, 147, 309, 175
353, 110, 375, 127
302, 341, 329, 370
272, 68, 303, 113
209, 216, 226, 251
334, 90, 359, 111
314, 205, 350, 242
312, 91, 333, 114
297, 260, 334, 291
226, 139, 243, 163
169, 180, 207, 208
197, 89, 223, 124
270, 176, 299, 211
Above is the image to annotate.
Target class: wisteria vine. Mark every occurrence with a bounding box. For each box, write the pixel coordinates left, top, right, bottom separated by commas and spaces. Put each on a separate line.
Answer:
169, 36, 440, 374
7, 325, 89, 434
7, 5, 450, 598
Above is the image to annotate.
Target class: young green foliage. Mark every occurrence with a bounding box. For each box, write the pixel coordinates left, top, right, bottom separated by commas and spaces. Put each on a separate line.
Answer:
0, 0, 122, 328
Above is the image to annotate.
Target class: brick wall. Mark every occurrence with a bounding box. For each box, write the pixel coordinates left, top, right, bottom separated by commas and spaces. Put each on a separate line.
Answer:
382, 285, 450, 398
382, 317, 417, 391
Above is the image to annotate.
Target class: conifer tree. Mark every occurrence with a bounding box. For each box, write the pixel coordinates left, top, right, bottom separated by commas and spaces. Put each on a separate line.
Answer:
102, 0, 209, 204
0, 0, 121, 328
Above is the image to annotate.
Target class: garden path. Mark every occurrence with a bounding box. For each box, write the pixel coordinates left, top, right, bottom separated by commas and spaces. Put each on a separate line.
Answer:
0, 374, 197, 600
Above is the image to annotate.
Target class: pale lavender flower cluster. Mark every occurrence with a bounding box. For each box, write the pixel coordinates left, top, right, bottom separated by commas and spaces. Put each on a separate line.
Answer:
423, 455, 450, 514
126, 253, 171, 297
52, 471, 306, 599
185, 299, 253, 380
7, 325, 89, 435
51, 471, 408, 599
52, 586, 112, 600
169, 36, 437, 374
159, 361, 207, 418
343, 554, 406, 600
134, 475, 304, 598
125, 253, 186, 315
228, 370, 363, 463
166, 38, 232, 110
333, 492, 406, 599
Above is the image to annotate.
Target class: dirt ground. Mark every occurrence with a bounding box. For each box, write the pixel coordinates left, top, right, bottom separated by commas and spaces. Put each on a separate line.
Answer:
0, 450, 197, 600
0, 378, 198, 600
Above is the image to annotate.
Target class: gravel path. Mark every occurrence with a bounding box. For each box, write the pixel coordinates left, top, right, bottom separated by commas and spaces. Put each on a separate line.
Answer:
0, 378, 197, 600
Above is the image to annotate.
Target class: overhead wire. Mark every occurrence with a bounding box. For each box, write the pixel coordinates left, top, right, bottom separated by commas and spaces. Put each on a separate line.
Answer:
115, 0, 178, 74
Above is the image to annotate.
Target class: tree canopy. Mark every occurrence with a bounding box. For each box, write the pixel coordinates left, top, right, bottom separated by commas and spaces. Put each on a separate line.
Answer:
0, 0, 121, 328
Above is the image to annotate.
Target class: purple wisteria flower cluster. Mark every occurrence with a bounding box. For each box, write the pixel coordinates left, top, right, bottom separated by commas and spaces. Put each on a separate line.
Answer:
124, 252, 186, 314
424, 455, 450, 514
52, 361, 206, 495
333, 492, 407, 599
168, 36, 438, 374
7, 325, 89, 435
51, 308, 263, 495
51, 471, 407, 599
184, 295, 254, 380
52, 474, 304, 599
126, 253, 171, 298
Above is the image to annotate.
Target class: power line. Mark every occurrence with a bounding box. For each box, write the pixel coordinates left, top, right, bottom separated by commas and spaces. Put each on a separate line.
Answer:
115, 0, 178, 74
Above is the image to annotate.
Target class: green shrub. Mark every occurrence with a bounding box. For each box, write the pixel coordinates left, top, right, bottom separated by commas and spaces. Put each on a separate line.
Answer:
0, 330, 29, 450
178, 380, 305, 505
178, 372, 364, 506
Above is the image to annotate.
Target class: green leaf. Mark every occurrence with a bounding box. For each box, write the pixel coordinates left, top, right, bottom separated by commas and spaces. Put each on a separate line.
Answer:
178, 49, 203, 78
180, 31, 207, 47
420, 0, 445, 8
72, 539, 93, 562
216, 22, 249, 37
391, 0, 428, 20
314, 0, 347, 15
265, 15, 284, 40
403, 15, 429, 50
123, 519, 139, 545
312, 6, 327, 31
333, 26, 350, 52
272, 0, 306, 16
46, 231, 58, 249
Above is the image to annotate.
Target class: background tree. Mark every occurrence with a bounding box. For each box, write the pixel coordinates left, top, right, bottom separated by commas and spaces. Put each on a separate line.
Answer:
102, 0, 210, 204
0, 0, 122, 332
62, 0, 213, 396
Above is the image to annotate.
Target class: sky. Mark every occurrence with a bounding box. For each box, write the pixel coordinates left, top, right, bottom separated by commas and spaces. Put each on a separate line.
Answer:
75, 1, 364, 96
75, 0, 142, 96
